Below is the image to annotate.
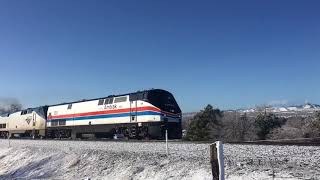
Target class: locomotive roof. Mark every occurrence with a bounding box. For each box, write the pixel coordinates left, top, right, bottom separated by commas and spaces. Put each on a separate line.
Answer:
48, 89, 171, 107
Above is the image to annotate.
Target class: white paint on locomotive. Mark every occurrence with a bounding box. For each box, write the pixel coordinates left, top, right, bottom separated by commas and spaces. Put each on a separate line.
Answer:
0, 107, 47, 137
47, 95, 162, 127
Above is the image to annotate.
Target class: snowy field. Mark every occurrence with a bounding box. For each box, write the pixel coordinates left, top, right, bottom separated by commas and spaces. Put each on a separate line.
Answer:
0, 139, 319, 180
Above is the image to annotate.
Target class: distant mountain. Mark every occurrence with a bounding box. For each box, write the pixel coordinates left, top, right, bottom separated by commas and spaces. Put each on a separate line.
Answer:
182, 103, 320, 121
182, 112, 197, 122
182, 112, 197, 117
238, 103, 320, 113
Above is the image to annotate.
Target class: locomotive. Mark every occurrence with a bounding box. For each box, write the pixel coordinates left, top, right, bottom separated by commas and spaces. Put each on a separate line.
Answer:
0, 89, 182, 139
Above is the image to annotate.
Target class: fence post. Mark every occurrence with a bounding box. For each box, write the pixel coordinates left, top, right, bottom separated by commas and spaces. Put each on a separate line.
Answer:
8, 133, 11, 148
210, 141, 224, 180
165, 129, 168, 156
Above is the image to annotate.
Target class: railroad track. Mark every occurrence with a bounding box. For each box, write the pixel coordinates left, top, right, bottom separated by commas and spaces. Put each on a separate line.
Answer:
2, 137, 320, 146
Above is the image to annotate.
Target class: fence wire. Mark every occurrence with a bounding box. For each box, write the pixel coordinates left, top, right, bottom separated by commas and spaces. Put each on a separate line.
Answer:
222, 144, 320, 180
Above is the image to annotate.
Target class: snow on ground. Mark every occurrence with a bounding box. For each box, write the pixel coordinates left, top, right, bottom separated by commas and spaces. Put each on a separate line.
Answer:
0, 139, 319, 180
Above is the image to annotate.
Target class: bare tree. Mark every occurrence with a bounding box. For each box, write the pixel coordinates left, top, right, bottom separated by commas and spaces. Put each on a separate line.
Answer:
221, 111, 256, 141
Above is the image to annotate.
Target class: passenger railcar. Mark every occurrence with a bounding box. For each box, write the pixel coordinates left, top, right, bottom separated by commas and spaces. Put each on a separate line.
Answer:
0, 89, 182, 139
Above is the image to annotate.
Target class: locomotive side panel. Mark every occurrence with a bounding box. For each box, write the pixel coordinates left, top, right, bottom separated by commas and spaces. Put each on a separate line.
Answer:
47, 96, 162, 128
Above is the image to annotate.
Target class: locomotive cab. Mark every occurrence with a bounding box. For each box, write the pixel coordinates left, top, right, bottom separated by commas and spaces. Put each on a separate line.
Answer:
146, 89, 182, 139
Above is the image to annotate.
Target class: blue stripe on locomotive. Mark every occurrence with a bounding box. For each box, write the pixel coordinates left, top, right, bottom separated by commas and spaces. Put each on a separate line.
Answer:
48, 111, 161, 123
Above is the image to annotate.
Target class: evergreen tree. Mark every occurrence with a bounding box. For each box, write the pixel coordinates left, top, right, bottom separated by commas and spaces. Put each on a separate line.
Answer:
315, 111, 320, 123
238, 113, 250, 141
186, 104, 222, 141
311, 111, 320, 132
254, 113, 286, 140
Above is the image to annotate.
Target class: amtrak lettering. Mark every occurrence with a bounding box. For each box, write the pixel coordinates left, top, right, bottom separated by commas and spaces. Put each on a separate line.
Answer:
104, 104, 117, 110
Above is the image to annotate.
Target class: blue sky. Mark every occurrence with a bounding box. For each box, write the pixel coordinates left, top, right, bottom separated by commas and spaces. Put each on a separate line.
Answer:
0, 0, 319, 112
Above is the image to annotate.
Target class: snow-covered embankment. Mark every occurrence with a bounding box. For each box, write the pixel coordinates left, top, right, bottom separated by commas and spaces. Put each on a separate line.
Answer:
0, 140, 211, 180
0, 140, 319, 180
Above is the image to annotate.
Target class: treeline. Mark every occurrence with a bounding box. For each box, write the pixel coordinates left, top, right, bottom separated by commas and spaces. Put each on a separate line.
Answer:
184, 104, 320, 141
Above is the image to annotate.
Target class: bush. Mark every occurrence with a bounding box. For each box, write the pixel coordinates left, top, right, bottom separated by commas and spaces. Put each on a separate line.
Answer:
268, 126, 304, 140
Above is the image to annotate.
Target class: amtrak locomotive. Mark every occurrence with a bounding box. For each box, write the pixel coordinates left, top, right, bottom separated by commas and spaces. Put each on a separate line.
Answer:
0, 89, 182, 139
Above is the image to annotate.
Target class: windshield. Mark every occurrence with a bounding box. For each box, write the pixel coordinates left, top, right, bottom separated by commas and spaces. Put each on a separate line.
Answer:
147, 90, 181, 114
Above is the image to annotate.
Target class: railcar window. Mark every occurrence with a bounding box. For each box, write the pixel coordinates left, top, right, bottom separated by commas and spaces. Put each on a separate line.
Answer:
98, 99, 104, 105
104, 98, 113, 104
51, 121, 58, 126
59, 120, 66, 126
114, 96, 127, 103
67, 104, 72, 109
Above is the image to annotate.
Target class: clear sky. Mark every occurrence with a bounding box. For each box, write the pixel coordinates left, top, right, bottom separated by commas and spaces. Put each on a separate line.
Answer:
0, 0, 319, 112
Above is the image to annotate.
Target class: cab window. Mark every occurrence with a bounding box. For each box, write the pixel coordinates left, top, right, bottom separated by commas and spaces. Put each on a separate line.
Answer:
114, 96, 127, 103
21, 110, 28, 115
104, 98, 113, 104
98, 99, 104, 105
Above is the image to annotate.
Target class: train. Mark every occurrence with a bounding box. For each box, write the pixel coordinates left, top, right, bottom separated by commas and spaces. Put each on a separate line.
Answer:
0, 89, 182, 139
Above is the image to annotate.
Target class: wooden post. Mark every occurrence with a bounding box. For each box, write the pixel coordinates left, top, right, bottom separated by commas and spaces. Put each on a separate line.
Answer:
210, 141, 224, 180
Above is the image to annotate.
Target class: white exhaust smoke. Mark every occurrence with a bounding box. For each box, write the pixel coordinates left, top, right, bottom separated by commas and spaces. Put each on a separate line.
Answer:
0, 98, 22, 115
